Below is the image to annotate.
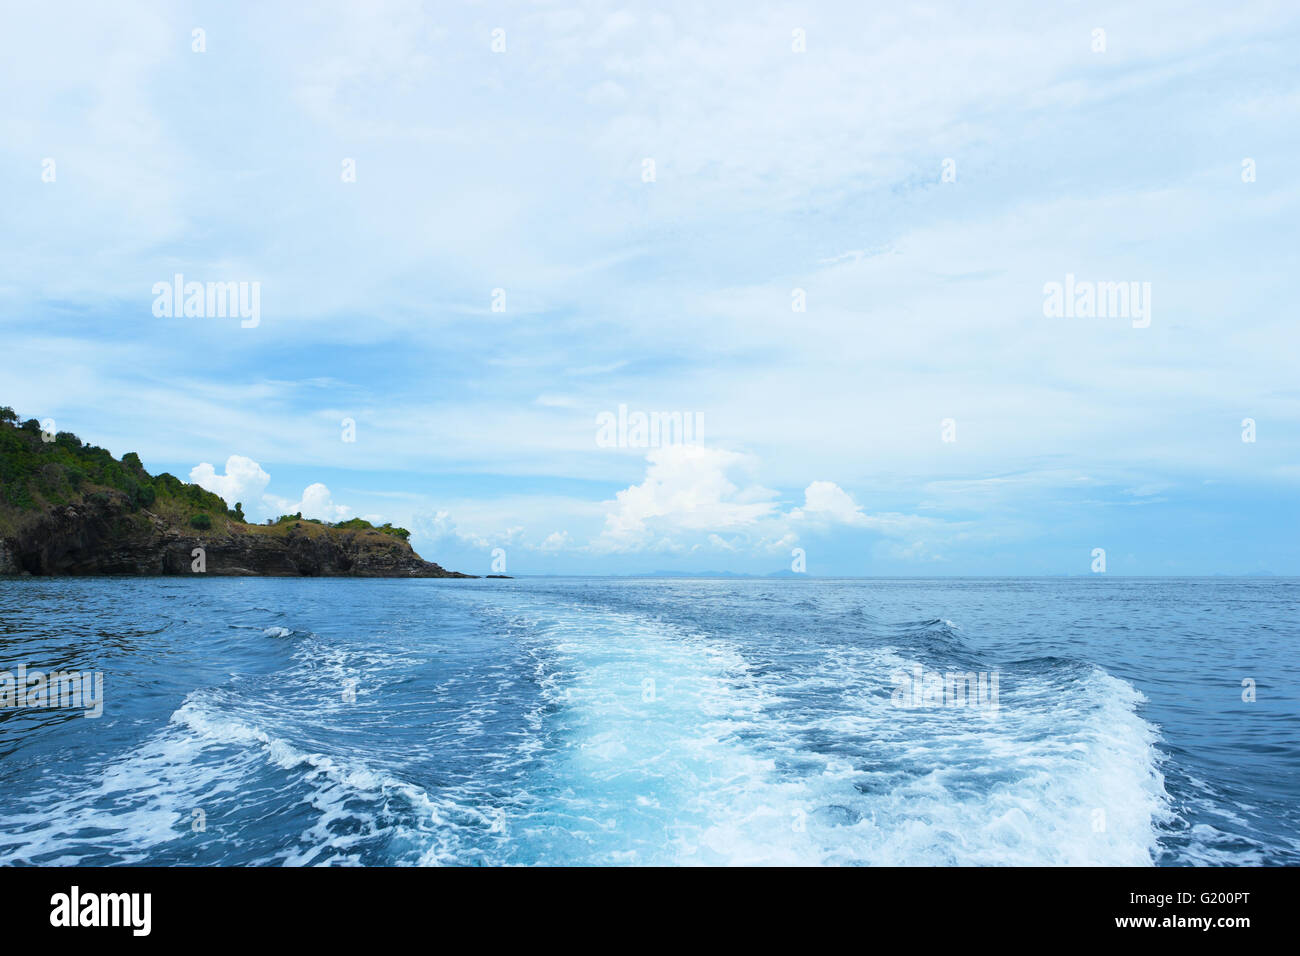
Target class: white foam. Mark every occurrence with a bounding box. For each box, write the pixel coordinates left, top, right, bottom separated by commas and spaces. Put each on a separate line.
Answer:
0, 591, 1177, 867
469, 599, 1172, 866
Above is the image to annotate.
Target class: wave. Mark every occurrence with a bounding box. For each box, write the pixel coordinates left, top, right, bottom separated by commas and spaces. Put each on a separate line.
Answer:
0, 587, 1177, 867
0, 681, 502, 866
465, 596, 1173, 865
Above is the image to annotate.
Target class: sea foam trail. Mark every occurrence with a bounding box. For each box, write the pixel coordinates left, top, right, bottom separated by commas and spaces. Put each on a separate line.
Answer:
489, 604, 824, 865
482, 598, 1171, 866
0, 630, 494, 866
0, 589, 1174, 867
780, 650, 1172, 865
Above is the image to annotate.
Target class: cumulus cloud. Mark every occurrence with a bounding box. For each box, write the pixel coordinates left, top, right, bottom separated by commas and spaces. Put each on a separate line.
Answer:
538, 531, 571, 552
411, 509, 527, 550
191, 454, 352, 522
588, 453, 961, 563
190, 455, 270, 507
412, 509, 461, 542
298, 483, 351, 521
791, 480, 869, 525
790, 480, 951, 539
594, 445, 778, 551
264, 483, 351, 522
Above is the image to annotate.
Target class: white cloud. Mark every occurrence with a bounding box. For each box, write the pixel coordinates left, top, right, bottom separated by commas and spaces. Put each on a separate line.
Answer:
262, 483, 352, 522
792, 480, 869, 525
297, 483, 351, 521
412, 509, 459, 542
189, 455, 270, 507
595, 445, 778, 551
190, 455, 349, 522
538, 531, 571, 552
410, 509, 525, 551
590, 448, 962, 559
706, 533, 740, 552
791, 480, 958, 546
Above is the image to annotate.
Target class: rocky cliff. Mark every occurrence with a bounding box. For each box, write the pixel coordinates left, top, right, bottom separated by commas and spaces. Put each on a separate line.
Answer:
0, 407, 472, 578
0, 490, 469, 576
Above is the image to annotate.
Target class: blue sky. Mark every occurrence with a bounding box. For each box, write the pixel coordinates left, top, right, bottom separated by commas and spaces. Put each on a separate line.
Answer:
2, 1, 1298, 575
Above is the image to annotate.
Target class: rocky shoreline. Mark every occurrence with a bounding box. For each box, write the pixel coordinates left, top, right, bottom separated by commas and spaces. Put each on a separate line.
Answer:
0, 490, 473, 578
0, 405, 478, 579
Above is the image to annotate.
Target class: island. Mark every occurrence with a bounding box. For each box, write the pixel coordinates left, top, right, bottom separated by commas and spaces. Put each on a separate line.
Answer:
0, 405, 473, 577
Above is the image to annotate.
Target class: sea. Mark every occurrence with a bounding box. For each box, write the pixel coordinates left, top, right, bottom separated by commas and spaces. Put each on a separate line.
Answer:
0, 576, 1295, 866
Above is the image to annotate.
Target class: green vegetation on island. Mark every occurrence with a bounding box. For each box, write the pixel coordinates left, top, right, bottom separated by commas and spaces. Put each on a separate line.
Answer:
0, 404, 459, 576
0, 405, 411, 541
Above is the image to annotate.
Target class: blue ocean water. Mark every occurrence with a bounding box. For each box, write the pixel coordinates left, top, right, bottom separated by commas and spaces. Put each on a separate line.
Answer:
0, 577, 1295, 866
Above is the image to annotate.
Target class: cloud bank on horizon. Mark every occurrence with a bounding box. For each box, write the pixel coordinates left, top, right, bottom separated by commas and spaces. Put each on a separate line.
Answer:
2, 1, 1297, 575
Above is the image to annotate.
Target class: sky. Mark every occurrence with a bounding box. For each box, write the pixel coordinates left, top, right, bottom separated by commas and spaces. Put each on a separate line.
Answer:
2, 0, 1297, 576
